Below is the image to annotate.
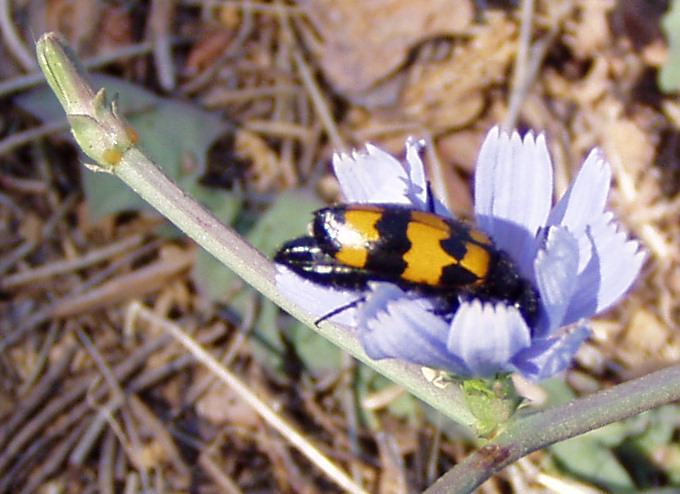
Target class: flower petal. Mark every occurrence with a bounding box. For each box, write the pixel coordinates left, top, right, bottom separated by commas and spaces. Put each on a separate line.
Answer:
404, 137, 429, 209
563, 215, 646, 323
358, 284, 471, 373
547, 149, 615, 274
588, 218, 646, 313
276, 267, 360, 326
512, 323, 591, 381
474, 127, 553, 273
533, 226, 580, 336
548, 149, 612, 231
446, 300, 532, 377
333, 144, 412, 204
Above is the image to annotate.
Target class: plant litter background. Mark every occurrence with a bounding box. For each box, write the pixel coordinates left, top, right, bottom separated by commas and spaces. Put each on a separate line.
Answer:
2, 0, 680, 492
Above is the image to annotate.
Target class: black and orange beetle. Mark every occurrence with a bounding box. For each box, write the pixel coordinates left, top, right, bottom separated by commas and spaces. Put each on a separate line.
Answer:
275, 204, 540, 328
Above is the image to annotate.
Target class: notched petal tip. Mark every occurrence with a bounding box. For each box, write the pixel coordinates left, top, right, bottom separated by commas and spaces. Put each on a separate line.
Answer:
548, 148, 612, 231
332, 142, 413, 204
475, 127, 553, 260
359, 285, 471, 373
404, 137, 429, 208
447, 301, 532, 377
512, 323, 591, 381
588, 218, 647, 314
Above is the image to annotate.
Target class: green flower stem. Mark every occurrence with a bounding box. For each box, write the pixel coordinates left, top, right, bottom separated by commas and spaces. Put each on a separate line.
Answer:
425, 362, 680, 493
35, 32, 477, 428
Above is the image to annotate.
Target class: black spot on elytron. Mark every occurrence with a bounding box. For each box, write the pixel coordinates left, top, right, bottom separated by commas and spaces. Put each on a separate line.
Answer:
440, 263, 483, 286
439, 227, 474, 261
363, 208, 411, 274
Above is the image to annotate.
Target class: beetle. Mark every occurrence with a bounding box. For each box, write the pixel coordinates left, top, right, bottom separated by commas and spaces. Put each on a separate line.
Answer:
275, 204, 540, 328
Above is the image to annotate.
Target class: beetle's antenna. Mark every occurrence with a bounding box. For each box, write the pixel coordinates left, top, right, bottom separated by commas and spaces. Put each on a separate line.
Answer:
314, 297, 365, 326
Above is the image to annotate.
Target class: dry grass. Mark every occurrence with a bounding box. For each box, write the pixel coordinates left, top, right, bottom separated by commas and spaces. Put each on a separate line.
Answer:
0, 0, 677, 492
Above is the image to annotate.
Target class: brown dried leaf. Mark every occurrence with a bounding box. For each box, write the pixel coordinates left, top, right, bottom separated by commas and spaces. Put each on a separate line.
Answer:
300, 0, 473, 94
186, 29, 234, 73
600, 115, 655, 180
400, 14, 517, 132
563, 0, 615, 59
197, 382, 261, 428
622, 308, 668, 358
235, 129, 282, 192
44, 0, 101, 49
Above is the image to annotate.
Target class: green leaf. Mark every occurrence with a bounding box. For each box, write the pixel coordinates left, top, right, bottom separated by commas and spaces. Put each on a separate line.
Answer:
660, 0, 680, 93
251, 191, 328, 372
193, 189, 322, 303
549, 397, 680, 490
196, 190, 327, 374
550, 425, 635, 492
287, 319, 343, 373
619, 406, 680, 486
16, 74, 228, 220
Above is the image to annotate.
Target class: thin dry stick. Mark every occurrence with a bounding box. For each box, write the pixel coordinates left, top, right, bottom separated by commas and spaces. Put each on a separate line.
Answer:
178, 311, 253, 416
0, 341, 77, 449
273, 16, 298, 186
0, 374, 92, 475
198, 452, 245, 494
0, 0, 37, 70
0, 193, 78, 276
0, 41, 153, 98
0, 435, 49, 491
149, 0, 176, 90
77, 329, 158, 491
70, 394, 123, 467
129, 395, 191, 477
375, 431, 409, 491
57, 239, 164, 303
1, 234, 145, 290
17, 321, 61, 396
1, 174, 49, 194
129, 301, 370, 494
0, 118, 71, 157
187, 0, 304, 15
276, 2, 345, 152
23, 420, 89, 492
180, 0, 256, 95
504, 0, 572, 130
6, 247, 192, 348
340, 355, 363, 483
243, 118, 315, 141
205, 86, 302, 105
291, 51, 345, 152
98, 430, 117, 494
426, 425, 443, 486
122, 471, 140, 494
504, 0, 535, 131
0, 334, 171, 476
70, 350, 200, 466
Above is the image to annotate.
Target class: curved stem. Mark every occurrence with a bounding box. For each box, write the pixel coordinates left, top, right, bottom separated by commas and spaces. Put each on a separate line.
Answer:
34, 32, 479, 429
425, 362, 680, 493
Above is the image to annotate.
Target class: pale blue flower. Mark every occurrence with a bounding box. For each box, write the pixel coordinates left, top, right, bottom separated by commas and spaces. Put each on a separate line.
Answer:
276, 128, 645, 380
